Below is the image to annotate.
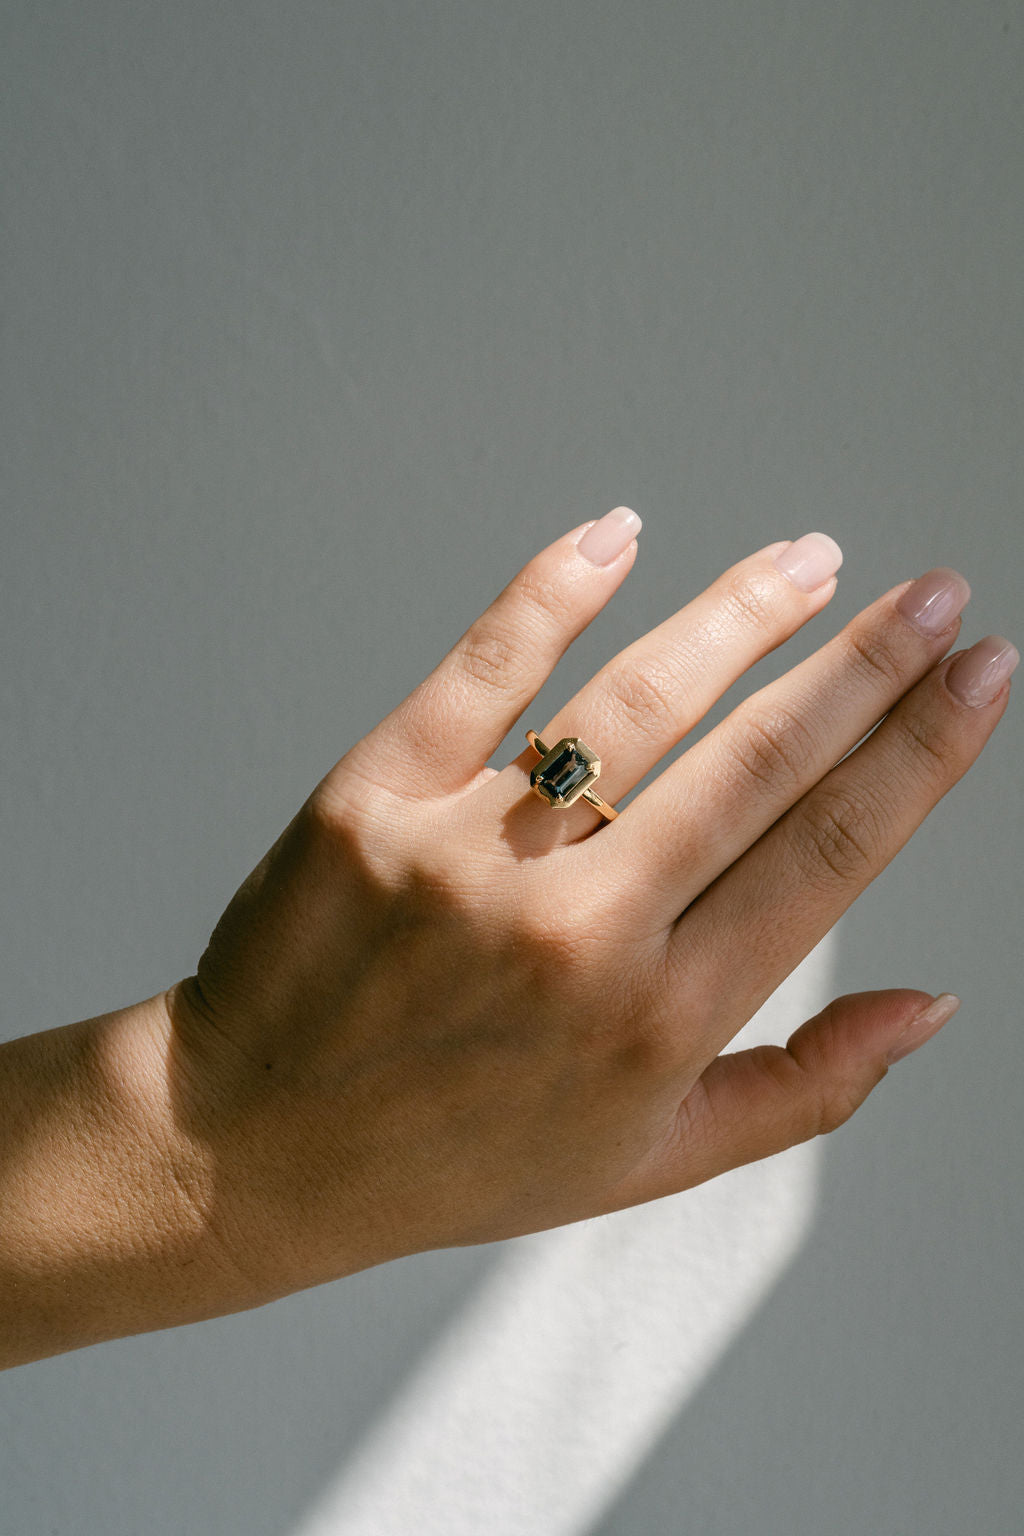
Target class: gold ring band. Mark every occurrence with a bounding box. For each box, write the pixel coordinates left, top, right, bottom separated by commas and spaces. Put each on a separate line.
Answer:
525, 731, 619, 822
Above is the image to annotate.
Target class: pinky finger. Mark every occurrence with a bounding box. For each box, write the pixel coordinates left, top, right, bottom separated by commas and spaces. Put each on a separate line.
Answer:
336, 508, 642, 800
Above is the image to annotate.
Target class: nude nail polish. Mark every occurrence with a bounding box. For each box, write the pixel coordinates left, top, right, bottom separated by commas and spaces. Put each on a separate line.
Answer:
895, 568, 971, 636
576, 507, 643, 567
946, 636, 1020, 708
773, 532, 843, 592
887, 993, 961, 1065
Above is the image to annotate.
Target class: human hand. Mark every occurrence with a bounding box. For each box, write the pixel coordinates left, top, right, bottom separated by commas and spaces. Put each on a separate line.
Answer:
160, 510, 1016, 1307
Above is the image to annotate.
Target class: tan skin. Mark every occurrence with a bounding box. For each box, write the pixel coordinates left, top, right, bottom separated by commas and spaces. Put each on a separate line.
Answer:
0, 517, 1014, 1365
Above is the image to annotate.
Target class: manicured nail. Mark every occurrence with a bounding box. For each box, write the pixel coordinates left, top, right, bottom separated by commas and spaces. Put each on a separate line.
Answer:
773, 531, 843, 593
895, 567, 971, 636
887, 993, 961, 1065
576, 507, 643, 567
945, 635, 1020, 708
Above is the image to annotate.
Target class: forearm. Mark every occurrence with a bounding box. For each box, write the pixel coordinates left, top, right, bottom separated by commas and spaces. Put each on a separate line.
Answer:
0, 992, 255, 1370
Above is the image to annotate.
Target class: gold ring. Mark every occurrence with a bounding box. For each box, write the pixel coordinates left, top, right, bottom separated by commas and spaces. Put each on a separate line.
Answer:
525, 731, 619, 822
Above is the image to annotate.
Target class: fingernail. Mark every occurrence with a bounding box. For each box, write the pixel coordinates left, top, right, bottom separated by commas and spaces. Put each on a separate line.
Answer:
773, 531, 843, 592
576, 506, 643, 567
887, 993, 961, 1065
945, 635, 1020, 708
895, 567, 971, 636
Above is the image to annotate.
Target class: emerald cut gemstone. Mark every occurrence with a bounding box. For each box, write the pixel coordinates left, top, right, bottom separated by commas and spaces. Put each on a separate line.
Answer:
530, 737, 600, 807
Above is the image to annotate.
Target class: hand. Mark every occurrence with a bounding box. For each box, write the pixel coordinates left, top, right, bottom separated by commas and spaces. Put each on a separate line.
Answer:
160, 512, 1015, 1306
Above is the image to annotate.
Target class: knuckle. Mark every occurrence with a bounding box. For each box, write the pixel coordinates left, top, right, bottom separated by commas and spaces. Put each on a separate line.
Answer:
724, 702, 817, 798
456, 561, 563, 696
787, 1023, 877, 1137
304, 786, 378, 872
309, 755, 398, 831
793, 786, 883, 886
307, 776, 356, 833
844, 625, 907, 692
306, 774, 428, 888
508, 559, 565, 631
813, 1075, 869, 1138
457, 623, 528, 694
718, 570, 786, 635
892, 707, 955, 779
602, 652, 686, 736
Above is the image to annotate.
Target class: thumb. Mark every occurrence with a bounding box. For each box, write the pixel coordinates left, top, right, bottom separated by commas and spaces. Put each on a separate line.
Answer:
658, 989, 962, 1193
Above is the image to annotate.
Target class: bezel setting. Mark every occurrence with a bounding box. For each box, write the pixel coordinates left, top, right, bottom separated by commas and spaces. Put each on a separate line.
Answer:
529, 736, 601, 808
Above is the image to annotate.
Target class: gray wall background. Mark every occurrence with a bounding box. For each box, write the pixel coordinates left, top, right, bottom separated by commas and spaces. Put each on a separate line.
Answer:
2, 2, 1022, 1532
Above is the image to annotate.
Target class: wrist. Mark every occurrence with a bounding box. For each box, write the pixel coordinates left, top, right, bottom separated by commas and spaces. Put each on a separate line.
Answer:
0, 992, 264, 1370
